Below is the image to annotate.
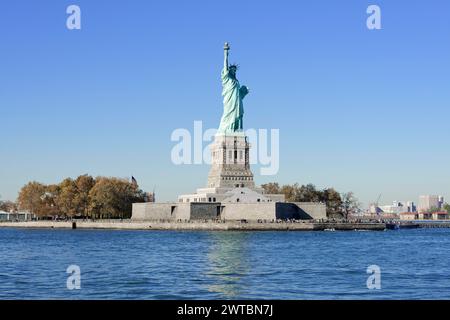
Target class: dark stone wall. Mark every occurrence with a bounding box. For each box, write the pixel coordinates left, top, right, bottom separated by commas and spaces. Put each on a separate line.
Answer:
275, 203, 314, 220
190, 203, 221, 220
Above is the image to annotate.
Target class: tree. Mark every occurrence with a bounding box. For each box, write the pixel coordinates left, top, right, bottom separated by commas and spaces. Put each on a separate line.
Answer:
261, 182, 280, 195
74, 174, 95, 217
341, 192, 361, 219
295, 184, 320, 202
428, 206, 443, 213
259, 181, 363, 219
57, 178, 78, 217
40, 184, 61, 216
322, 188, 343, 218
0, 200, 17, 212
280, 184, 297, 202
444, 203, 450, 213
16, 175, 147, 219
17, 182, 47, 216
89, 177, 146, 219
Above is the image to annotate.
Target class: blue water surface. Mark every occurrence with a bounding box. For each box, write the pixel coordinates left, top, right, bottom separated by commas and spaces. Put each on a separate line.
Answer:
0, 228, 449, 299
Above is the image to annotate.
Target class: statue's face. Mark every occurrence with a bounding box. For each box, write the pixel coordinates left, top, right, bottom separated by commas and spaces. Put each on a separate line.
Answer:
229, 67, 237, 77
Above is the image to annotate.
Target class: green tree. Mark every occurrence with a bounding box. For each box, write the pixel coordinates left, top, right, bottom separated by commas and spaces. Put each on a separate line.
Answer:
428, 206, 442, 213
444, 203, 450, 213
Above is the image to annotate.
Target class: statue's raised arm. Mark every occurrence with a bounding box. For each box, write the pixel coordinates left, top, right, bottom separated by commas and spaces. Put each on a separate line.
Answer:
224, 42, 230, 71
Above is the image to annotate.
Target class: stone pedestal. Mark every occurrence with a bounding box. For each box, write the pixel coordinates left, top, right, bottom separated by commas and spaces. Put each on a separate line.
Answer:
207, 133, 255, 189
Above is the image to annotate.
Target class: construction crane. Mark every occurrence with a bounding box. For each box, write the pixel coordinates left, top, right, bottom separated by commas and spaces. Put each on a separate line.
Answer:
368, 194, 382, 215
374, 194, 382, 215
376, 194, 382, 206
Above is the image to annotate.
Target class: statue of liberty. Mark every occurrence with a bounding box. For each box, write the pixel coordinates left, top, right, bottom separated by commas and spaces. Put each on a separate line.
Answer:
218, 42, 249, 134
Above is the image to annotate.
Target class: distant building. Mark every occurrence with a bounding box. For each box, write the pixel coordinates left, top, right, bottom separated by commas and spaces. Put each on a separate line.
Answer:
418, 211, 449, 220
376, 200, 416, 216
0, 211, 35, 221
405, 201, 417, 212
0, 210, 8, 221
438, 196, 445, 209
399, 212, 417, 221
418, 195, 443, 213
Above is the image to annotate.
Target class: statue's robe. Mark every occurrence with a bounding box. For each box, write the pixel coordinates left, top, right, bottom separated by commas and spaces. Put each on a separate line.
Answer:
218, 67, 247, 133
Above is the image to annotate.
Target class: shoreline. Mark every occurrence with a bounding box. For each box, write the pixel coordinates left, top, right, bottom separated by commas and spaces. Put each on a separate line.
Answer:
0, 220, 387, 231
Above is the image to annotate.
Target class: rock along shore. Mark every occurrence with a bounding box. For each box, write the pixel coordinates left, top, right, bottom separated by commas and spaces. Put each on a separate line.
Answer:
0, 220, 386, 231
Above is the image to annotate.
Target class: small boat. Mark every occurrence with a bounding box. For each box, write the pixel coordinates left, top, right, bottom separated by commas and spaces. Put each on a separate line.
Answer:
324, 228, 335, 232
386, 223, 400, 230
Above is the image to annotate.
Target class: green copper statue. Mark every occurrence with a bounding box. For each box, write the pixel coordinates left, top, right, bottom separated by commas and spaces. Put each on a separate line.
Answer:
218, 42, 249, 134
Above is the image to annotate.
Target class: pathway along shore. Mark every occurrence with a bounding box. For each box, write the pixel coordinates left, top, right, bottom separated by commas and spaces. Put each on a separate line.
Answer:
0, 220, 386, 231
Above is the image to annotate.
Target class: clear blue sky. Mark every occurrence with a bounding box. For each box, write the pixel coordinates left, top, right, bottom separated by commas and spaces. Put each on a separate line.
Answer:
1, 0, 449, 207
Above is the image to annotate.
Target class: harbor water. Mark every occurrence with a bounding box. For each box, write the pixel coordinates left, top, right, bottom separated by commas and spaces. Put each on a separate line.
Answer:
0, 228, 449, 299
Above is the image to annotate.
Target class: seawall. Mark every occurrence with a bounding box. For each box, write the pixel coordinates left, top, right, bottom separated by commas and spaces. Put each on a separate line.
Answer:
417, 221, 450, 228
0, 220, 386, 231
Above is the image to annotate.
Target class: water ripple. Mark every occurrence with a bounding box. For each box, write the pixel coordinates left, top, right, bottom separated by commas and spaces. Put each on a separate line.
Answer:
0, 228, 450, 299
